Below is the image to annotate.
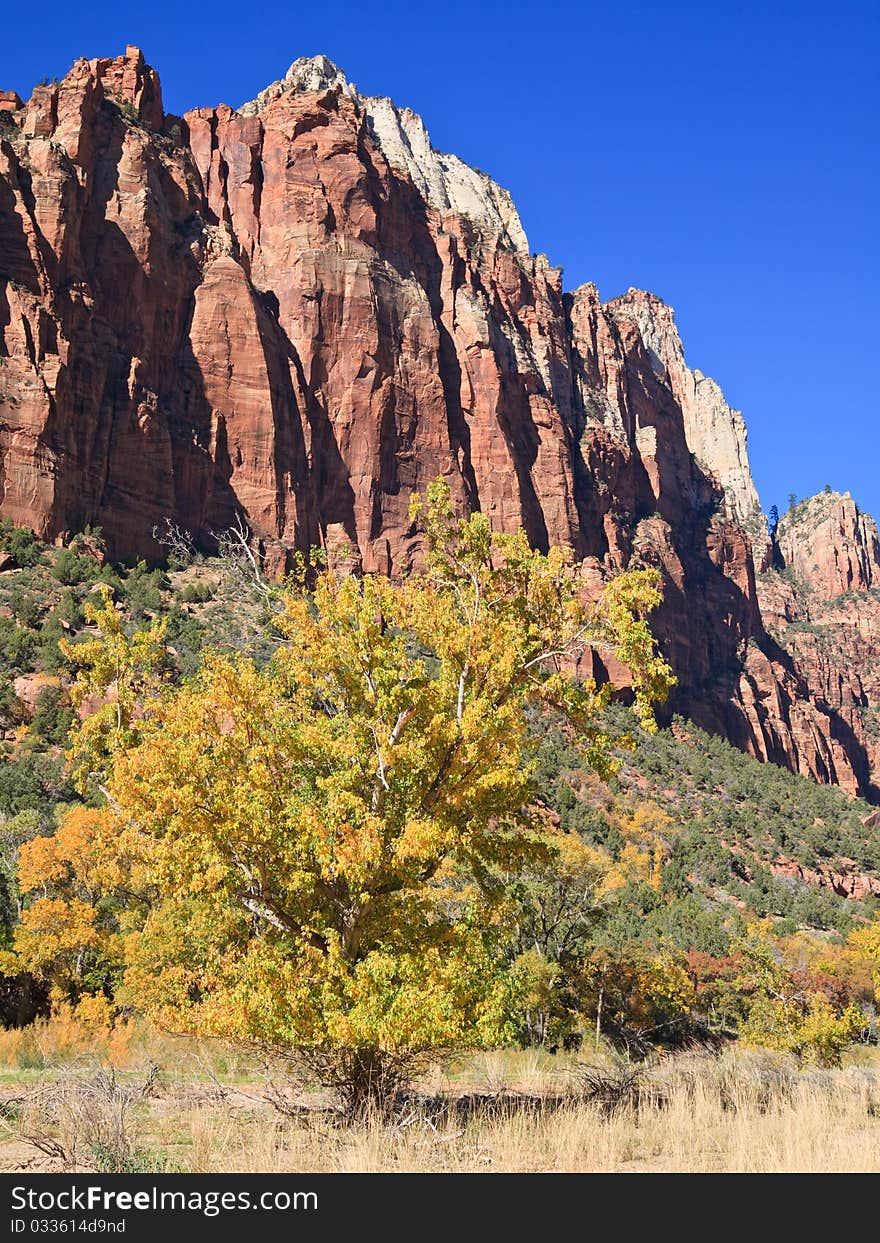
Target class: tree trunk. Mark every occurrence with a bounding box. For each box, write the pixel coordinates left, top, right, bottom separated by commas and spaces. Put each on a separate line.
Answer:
344, 1047, 393, 1120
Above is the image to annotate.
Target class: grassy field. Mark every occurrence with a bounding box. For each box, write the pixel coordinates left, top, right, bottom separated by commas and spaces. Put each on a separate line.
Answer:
0, 1021, 877, 1173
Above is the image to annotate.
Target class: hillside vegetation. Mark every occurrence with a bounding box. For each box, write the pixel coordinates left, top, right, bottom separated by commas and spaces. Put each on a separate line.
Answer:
0, 512, 876, 1103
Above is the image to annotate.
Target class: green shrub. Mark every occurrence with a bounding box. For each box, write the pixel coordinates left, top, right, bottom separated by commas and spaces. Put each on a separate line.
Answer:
7, 586, 42, 629
29, 685, 74, 747
121, 561, 167, 621
52, 547, 102, 587
0, 750, 75, 818
0, 520, 42, 568
54, 589, 85, 630
178, 581, 213, 604
163, 606, 209, 677
0, 617, 35, 671
35, 613, 67, 672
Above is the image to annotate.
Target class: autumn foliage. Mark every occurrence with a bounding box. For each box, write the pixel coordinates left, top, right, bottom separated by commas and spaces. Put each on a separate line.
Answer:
7, 485, 880, 1107
11, 485, 675, 1111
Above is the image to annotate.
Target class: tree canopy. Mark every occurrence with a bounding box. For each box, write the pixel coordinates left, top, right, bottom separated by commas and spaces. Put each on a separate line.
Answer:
18, 484, 675, 1110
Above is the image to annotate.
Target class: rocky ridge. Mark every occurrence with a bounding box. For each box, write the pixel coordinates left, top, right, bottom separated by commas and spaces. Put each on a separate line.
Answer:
758, 491, 880, 794
1, 47, 879, 797
776, 490, 880, 600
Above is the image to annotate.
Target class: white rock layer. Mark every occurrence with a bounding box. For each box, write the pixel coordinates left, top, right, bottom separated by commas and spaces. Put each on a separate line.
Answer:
239, 56, 529, 253
608, 288, 764, 528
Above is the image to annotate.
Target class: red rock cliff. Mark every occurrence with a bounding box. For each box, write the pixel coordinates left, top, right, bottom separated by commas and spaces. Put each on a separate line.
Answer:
758, 492, 880, 796
1, 48, 878, 798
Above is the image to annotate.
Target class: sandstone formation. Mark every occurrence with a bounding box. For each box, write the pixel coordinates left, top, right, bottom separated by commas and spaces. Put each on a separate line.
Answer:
1, 47, 879, 797
604, 289, 764, 533
770, 858, 880, 902
776, 491, 880, 600
758, 491, 880, 797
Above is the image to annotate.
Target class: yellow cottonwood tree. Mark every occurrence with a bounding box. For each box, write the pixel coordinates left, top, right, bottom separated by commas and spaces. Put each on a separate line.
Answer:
735, 923, 865, 1066
11, 807, 137, 1004
58, 586, 168, 792
848, 920, 880, 1003
59, 482, 674, 1113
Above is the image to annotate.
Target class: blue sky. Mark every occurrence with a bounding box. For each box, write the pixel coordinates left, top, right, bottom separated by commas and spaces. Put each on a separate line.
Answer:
2, 1, 877, 519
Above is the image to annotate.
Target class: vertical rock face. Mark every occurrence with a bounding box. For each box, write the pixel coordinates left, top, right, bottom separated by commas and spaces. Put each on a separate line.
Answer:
1, 48, 878, 797
0, 47, 206, 551
183, 57, 588, 573
563, 283, 871, 796
604, 289, 764, 533
758, 492, 880, 794
238, 56, 530, 254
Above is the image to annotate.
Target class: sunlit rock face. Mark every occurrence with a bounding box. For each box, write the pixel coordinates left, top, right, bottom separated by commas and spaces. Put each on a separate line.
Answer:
1, 47, 879, 797
776, 491, 880, 600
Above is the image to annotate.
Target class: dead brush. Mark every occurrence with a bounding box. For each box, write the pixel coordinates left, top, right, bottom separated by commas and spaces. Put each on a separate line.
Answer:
390, 1085, 572, 1132
194, 1052, 334, 1126
11, 1064, 160, 1171
568, 1057, 647, 1116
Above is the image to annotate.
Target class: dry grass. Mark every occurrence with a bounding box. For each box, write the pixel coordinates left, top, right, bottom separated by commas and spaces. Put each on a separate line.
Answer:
0, 1010, 262, 1082
0, 1031, 878, 1173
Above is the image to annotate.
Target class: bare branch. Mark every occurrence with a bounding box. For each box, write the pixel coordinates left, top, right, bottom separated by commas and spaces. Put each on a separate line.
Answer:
389, 707, 414, 747
236, 894, 291, 932
456, 662, 469, 723
152, 517, 198, 565
210, 513, 274, 603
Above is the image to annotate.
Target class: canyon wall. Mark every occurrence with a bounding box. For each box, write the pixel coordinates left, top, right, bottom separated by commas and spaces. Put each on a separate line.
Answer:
1, 47, 878, 797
